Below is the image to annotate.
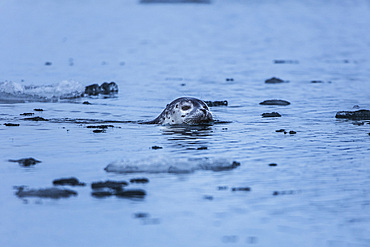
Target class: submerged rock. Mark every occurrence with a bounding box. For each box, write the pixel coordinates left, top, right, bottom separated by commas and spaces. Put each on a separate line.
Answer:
260, 100, 290, 106
335, 110, 370, 120
8, 158, 41, 167
262, 112, 281, 117
34, 108, 43, 111
130, 178, 150, 184
22, 116, 49, 121
91, 191, 115, 198
275, 129, 285, 132
204, 100, 228, 107
115, 189, 146, 198
151, 146, 163, 150
232, 187, 251, 192
91, 180, 129, 190
20, 113, 34, 116
84, 82, 118, 96
15, 186, 77, 199
53, 177, 86, 186
264, 77, 286, 84
4, 123, 20, 126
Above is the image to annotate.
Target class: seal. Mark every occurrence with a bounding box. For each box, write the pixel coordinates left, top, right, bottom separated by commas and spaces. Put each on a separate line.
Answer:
144, 97, 213, 125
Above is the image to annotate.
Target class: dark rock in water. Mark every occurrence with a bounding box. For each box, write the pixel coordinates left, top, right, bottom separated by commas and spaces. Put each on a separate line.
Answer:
87, 125, 114, 129
100, 82, 118, 94
53, 177, 86, 186
115, 189, 146, 198
134, 212, 150, 218
151, 146, 163, 150
335, 110, 370, 120
217, 186, 228, 190
130, 178, 150, 184
44, 62, 52, 66
265, 77, 286, 84
91, 191, 115, 198
197, 146, 208, 150
20, 113, 34, 116
272, 190, 295, 196
93, 129, 105, 133
225, 78, 234, 81
15, 186, 77, 199
275, 129, 285, 132
91, 180, 129, 190
9, 158, 41, 167
273, 60, 299, 64
34, 108, 43, 111
4, 123, 20, 126
260, 100, 290, 106
269, 163, 277, 167
289, 130, 297, 134
203, 195, 214, 200
85, 84, 100, 96
82, 101, 92, 105
311, 80, 324, 83
22, 116, 48, 121
262, 112, 281, 118
204, 100, 228, 107
84, 82, 118, 96
353, 105, 360, 109
232, 187, 251, 192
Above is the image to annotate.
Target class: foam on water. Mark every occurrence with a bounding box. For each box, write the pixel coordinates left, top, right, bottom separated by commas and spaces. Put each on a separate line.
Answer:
0, 80, 85, 103
105, 156, 240, 174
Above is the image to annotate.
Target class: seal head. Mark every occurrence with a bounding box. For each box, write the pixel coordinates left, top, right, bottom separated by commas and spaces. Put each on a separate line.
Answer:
146, 97, 213, 125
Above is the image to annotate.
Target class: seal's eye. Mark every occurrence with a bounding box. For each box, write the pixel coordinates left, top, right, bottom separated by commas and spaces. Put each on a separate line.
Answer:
181, 105, 191, 111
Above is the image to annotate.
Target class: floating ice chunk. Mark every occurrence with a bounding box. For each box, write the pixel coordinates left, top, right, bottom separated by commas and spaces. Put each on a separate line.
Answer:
105, 156, 240, 174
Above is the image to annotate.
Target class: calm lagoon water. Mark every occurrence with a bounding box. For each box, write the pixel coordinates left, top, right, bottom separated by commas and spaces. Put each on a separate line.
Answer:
1, 0, 370, 246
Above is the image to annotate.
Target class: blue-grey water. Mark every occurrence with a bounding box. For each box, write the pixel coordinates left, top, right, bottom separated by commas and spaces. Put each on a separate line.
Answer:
1, 0, 370, 246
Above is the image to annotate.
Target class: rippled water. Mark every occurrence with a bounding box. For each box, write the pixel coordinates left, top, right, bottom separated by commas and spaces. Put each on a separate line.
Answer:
1, 0, 370, 246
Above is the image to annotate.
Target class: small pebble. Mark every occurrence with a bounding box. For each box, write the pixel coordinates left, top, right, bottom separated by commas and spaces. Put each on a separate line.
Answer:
269, 163, 277, 167
225, 78, 234, 81
34, 108, 44, 111
44, 62, 52, 66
